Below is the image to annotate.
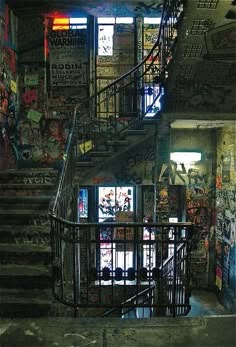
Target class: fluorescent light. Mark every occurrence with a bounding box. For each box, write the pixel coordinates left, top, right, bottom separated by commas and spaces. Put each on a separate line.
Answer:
170, 152, 201, 163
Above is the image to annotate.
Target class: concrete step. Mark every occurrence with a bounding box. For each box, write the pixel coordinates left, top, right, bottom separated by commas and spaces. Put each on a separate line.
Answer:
0, 264, 51, 289
89, 151, 111, 157
0, 225, 50, 243
107, 140, 129, 146
0, 168, 57, 184
0, 195, 51, 209
124, 129, 146, 136
0, 209, 49, 225
0, 288, 51, 317
76, 161, 94, 168
0, 183, 54, 196
0, 243, 51, 265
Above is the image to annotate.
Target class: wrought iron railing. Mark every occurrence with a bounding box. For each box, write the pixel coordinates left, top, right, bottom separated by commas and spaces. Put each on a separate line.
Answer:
77, 0, 184, 155
50, 221, 193, 317
49, 0, 188, 318
49, 0, 185, 223
100, 240, 191, 318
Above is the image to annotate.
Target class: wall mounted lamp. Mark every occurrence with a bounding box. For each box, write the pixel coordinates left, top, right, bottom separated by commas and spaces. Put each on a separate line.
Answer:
170, 151, 202, 163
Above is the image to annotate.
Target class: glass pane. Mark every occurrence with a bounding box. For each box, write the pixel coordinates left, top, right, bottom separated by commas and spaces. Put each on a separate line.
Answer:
97, 17, 115, 24
116, 17, 133, 24
144, 17, 161, 24
98, 25, 114, 56
53, 18, 69, 30
70, 18, 87, 24
98, 186, 134, 272
78, 188, 88, 219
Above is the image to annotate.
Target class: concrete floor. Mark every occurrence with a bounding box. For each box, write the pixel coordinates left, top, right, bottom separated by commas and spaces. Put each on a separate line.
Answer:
188, 289, 229, 316
0, 290, 235, 347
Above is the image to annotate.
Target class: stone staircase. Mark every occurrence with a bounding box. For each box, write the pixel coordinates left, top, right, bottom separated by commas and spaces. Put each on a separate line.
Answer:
0, 169, 57, 317
76, 120, 159, 181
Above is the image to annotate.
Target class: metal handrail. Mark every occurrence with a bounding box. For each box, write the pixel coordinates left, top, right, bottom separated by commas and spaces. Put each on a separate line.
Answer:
48, 0, 189, 318
49, 0, 184, 218
100, 240, 190, 318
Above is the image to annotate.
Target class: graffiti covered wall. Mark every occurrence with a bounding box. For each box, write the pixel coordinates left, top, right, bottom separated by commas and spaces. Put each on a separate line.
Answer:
215, 125, 236, 310
0, 1, 18, 170
170, 129, 215, 288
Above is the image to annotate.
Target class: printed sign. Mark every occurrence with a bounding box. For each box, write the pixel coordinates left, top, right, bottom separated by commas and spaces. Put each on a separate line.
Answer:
115, 211, 134, 251
27, 109, 42, 123
24, 73, 39, 86
79, 140, 93, 154
48, 29, 88, 87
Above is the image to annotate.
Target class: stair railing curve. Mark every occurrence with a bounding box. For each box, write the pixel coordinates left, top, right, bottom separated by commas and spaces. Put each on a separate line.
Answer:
48, 0, 188, 318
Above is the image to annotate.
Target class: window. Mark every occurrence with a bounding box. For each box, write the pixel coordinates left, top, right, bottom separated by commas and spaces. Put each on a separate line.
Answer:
144, 17, 161, 24
52, 17, 87, 30
144, 86, 164, 117
98, 186, 134, 271
143, 224, 156, 269
98, 25, 114, 56
78, 188, 88, 220
97, 17, 133, 56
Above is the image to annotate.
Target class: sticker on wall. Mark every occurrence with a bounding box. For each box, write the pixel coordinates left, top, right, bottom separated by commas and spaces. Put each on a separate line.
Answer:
27, 109, 42, 123
24, 73, 39, 86
215, 265, 222, 290
22, 89, 37, 104
79, 140, 93, 154
10, 80, 17, 93
222, 154, 231, 183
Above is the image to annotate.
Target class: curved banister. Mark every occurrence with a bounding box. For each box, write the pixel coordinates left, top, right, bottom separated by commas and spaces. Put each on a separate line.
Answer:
48, 0, 190, 318
49, 0, 184, 218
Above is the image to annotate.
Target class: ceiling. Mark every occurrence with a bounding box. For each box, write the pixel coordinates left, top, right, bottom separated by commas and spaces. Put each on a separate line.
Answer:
5, 0, 163, 18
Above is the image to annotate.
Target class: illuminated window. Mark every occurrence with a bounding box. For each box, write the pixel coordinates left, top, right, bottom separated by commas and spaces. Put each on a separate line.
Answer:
144, 17, 161, 24
98, 25, 114, 56
53, 17, 87, 30
97, 17, 133, 56
78, 188, 88, 220
97, 17, 133, 24
98, 186, 134, 272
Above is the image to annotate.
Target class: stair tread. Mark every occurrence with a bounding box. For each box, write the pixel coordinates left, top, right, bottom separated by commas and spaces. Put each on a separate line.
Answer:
0, 243, 51, 252
0, 195, 51, 200
0, 225, 49, 231
0, 209, 48, 214
76, 161, 94, 167
107, 140, 129, 144
0, 288, 51, 303
0, 264, 51, 276
124, 129, 146, 134
0, 168, 56, 173
0, 183, 54, 188
89, 151, 111, 156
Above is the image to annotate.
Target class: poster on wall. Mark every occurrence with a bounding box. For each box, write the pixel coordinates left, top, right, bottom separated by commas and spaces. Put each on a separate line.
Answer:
48, 29, 88, 87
